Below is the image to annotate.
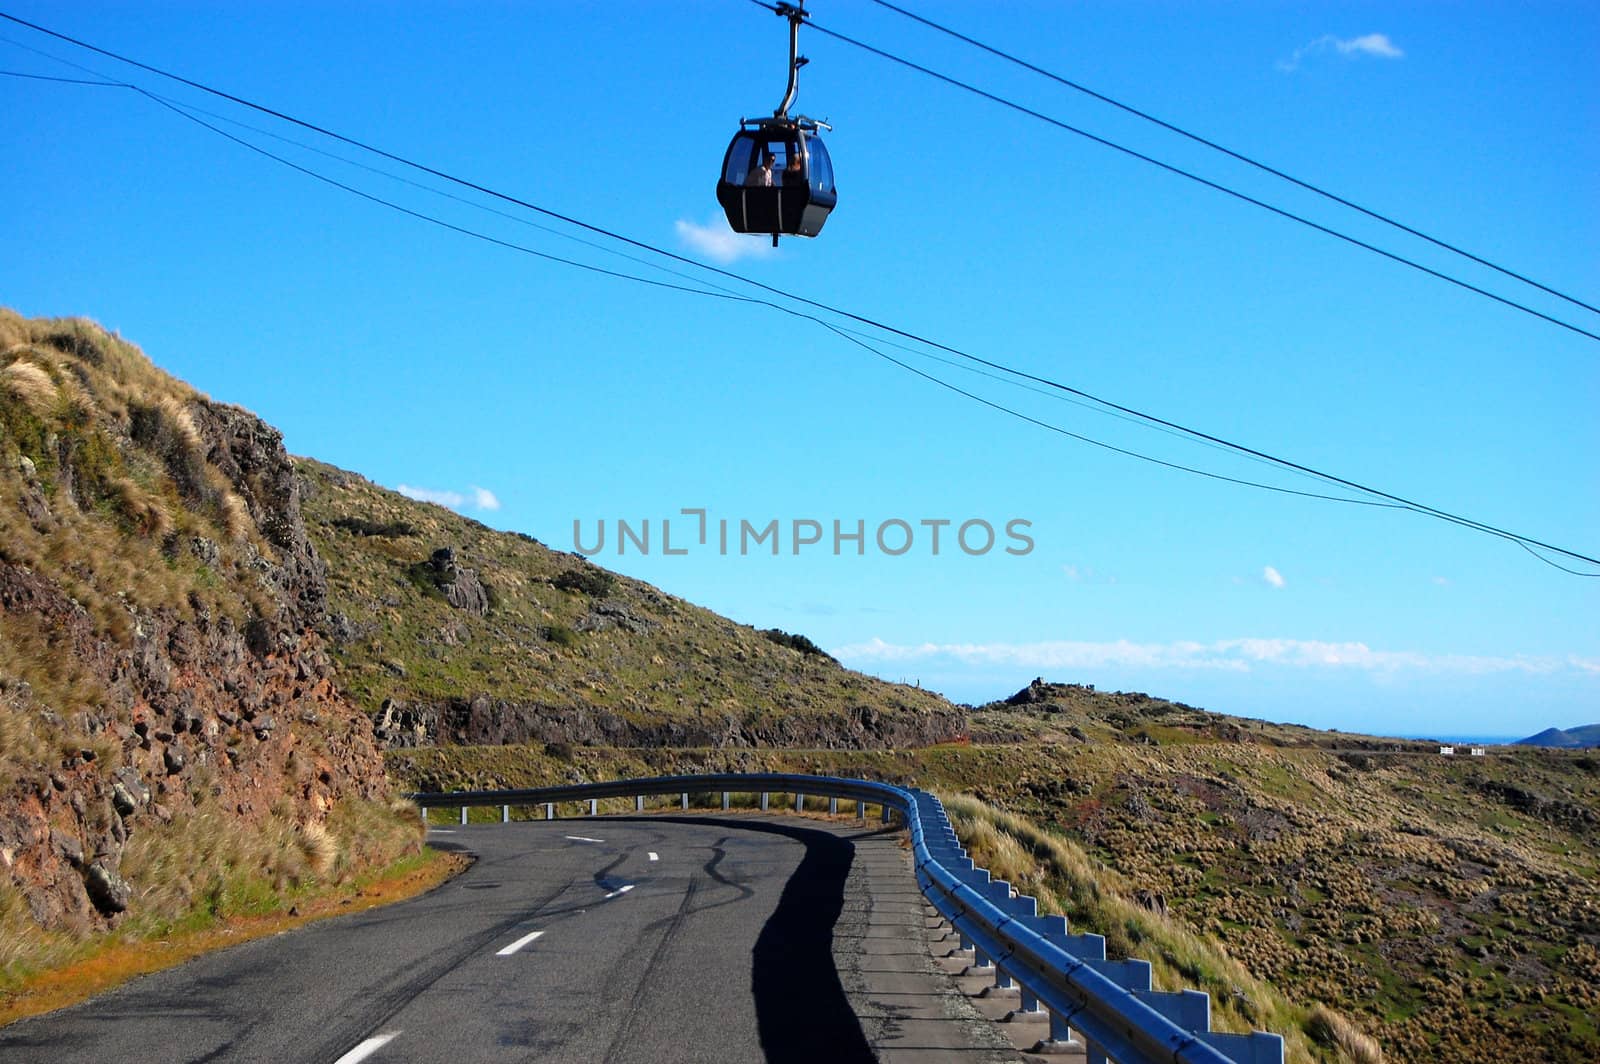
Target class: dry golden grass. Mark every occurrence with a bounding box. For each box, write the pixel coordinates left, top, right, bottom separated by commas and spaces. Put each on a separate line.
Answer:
108, 477, 174, 539
296, 823, 339, 877
219, 490, 253, 540
1307, 1005, 1384, 1064
0, 846, 467, 1029
1, 359, 57, 415
158, 395, 201, 454
941, 791, 1388, 1063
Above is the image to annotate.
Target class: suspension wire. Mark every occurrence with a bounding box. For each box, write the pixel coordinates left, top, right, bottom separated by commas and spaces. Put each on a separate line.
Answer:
741, 2, 1600, 346
7, 65, 1405, 516
866, 0, 1600, 318
2, 19, 1595, 573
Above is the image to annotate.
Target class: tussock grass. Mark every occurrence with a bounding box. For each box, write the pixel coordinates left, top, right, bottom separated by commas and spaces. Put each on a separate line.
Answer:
117, 797, 424, 936
0, 311, 276, 648
0, 843, 464, 1028
0, 880, 81, 990
1307, 1004, 1384, 1064
1, 359, 57, 415
941, 792, 1381, 1062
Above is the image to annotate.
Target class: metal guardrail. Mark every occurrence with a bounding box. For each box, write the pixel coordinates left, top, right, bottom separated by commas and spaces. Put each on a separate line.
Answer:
407, 773, 1285, 1064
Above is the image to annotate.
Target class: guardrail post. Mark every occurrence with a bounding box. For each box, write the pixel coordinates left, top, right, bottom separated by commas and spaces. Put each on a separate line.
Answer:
829, 796, 838, 815
881, 803, 892, 825
794, 792, 804, 812
588, 798, 597, 817
501, 805, 510, 823
459, 806, 467, 825
760, 792, 769, 811
1044, 1010, 1080, 1053
682, 792, 689, 810
636, 795, 645, 812
721, 791, 730, 811
544, 802, 554, 820
422, 805, 429, 825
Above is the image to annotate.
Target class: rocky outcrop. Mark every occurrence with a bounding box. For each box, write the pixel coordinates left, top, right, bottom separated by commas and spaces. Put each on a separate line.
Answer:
0, 381, 389, 932
372, 694, 967, 751
413, 547, 489, 615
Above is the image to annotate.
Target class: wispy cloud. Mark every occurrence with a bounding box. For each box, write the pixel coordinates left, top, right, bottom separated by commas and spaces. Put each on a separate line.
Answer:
833, 636, 1589, 677
1263, 566, 1286, 589
1280, 33, 1404, 72
397, 483, 501, 512
675, 216, 776, 264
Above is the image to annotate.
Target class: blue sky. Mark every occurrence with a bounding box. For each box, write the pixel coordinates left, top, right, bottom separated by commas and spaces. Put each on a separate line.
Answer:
4, 1, 1596, 737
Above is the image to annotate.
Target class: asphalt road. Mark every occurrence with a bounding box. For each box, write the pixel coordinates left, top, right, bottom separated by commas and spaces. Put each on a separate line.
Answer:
0, 814, 998, 1064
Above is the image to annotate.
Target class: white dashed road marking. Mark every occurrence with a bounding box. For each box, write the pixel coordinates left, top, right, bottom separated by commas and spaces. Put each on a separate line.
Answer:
495, 930, 546, 957
647, 852, 658, 862
333, 1031, 400, 1064
564, 835, 604, 843
604, 884, 635, 900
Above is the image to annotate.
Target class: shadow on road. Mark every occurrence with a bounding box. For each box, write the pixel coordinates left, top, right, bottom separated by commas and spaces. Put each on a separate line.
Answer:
608, 815, 879, 1064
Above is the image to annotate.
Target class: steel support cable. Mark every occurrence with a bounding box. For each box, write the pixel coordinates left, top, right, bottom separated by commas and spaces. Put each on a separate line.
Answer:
3, 67, 1393, 514
866, 0, 1600, 318
0, 37, 750, 302
767, 4, 1600, 346
2, 19, 1594, 572
820, 322, 1600, 572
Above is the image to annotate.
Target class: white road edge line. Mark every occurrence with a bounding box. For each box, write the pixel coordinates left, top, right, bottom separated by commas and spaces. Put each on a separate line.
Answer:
333, 1030, 400, 1064
647, 852, 658, 861
495, 929, 545, 956
428, 829, 456, 834
604, 884, 635, 900
565, 835, 604, 843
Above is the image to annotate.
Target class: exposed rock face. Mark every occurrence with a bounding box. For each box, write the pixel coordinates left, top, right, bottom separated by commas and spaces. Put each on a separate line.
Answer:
421, 547, 489, 615
372, 695, 967, 751
0, 389, 388, 933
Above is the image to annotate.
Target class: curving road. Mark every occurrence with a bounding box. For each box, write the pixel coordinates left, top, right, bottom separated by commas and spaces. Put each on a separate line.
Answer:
0, 815, 1021, 1063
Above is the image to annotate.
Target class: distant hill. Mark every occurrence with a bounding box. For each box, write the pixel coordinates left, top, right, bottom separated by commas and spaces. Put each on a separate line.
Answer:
1515, 724, 1600, 749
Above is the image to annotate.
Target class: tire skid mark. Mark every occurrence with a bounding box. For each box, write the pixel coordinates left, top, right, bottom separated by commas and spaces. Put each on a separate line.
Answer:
598, 876, 702, 1064
307, 876, 576, 1063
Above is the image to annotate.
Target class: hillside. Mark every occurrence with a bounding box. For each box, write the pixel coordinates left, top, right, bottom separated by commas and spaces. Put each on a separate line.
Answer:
0, 312, 420, 982
295, 457, 964, 749
1517, 724, 1600, 749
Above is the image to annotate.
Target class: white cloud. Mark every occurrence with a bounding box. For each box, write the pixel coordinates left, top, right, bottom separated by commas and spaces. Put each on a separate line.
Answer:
397, 483, 501, 512
398, 484, 464, 508
1263, 565, 1286, 589
832, 636, 1584, 677
675, 216, 776, 264
1338, 33, 1403, 59
1280, 33, 1404, 72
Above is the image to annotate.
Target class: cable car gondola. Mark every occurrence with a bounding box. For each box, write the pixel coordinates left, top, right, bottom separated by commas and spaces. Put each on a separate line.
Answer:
716, 3, 836, 245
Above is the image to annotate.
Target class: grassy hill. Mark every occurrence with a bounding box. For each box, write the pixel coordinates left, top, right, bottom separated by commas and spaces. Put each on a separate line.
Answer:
295, 457, 964, 749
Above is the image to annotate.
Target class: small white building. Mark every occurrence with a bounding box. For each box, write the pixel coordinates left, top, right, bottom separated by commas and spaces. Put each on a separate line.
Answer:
1469, 746, 1486, 757
1440, 745, 1455, 756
